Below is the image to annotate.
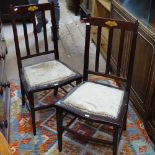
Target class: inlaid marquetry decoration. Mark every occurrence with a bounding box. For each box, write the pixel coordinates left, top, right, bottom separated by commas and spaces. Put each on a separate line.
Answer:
105, 20, 118, 27
28, 6, 38, 12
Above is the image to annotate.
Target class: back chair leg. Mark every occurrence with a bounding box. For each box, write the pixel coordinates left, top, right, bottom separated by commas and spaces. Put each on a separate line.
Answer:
113, 126, 119, 155
20, 82, 26, 106
76, 79, 82, 85
29, 93, 36, 135
56, 107, 63, 152
54, 87, 58, 96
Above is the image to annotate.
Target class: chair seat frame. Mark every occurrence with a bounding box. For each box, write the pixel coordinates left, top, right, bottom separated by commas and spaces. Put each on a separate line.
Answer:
21, 60, 82, 93
56, 81, 129, 154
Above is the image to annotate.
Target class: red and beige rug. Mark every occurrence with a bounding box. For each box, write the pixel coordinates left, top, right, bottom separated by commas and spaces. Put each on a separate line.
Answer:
9, 80, 155, 155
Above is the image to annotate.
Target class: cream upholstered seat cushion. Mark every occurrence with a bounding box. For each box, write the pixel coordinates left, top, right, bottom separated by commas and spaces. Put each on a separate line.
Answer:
23, 60, 76, 88
63, 82, 124, 118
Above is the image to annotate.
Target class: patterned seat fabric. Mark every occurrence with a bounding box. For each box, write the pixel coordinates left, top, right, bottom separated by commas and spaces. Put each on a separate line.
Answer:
63, 82, 124, 118
23, 60, 78, 91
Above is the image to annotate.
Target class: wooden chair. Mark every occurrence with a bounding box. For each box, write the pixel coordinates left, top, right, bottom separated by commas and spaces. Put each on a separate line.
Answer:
55, 17, 138, 155
10, 3, 82, 135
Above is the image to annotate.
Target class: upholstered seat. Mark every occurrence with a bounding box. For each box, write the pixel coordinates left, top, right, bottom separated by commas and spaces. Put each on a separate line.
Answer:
23, 60, 79, 91
63, 82, 124, 118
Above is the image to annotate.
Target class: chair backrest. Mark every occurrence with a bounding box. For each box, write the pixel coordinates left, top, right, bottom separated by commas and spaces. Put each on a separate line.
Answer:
10, 3, 59, 72
83, 17, 138, 92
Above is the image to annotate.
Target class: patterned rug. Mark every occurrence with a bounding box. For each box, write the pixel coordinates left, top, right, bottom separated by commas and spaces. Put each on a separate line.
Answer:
9, 80, 155, 155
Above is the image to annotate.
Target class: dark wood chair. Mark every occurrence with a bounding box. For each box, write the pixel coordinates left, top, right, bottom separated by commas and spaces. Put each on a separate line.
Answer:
10, 3, 82, 135
55, 17, 138, 155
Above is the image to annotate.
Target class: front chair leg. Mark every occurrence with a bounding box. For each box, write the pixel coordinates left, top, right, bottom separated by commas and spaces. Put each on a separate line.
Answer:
123, 107, 128, 130
113, 126, 119, 155
123, 114, 127, 130
29, 93, 36, 135
20, 82, 25, 106
56, 107, 63, 152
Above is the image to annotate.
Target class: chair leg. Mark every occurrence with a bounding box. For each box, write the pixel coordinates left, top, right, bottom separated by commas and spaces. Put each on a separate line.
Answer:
56, 107, 63, 152
20, 82, 25, 106
54, 87, 58, 96
29, 93, 36, 135
123, 114, 127, 130
76, 79, 82, 85
75, 0, 80, 16
80, 8, 84, 20
123, 107, 128, 130
113, 126, 119, 155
